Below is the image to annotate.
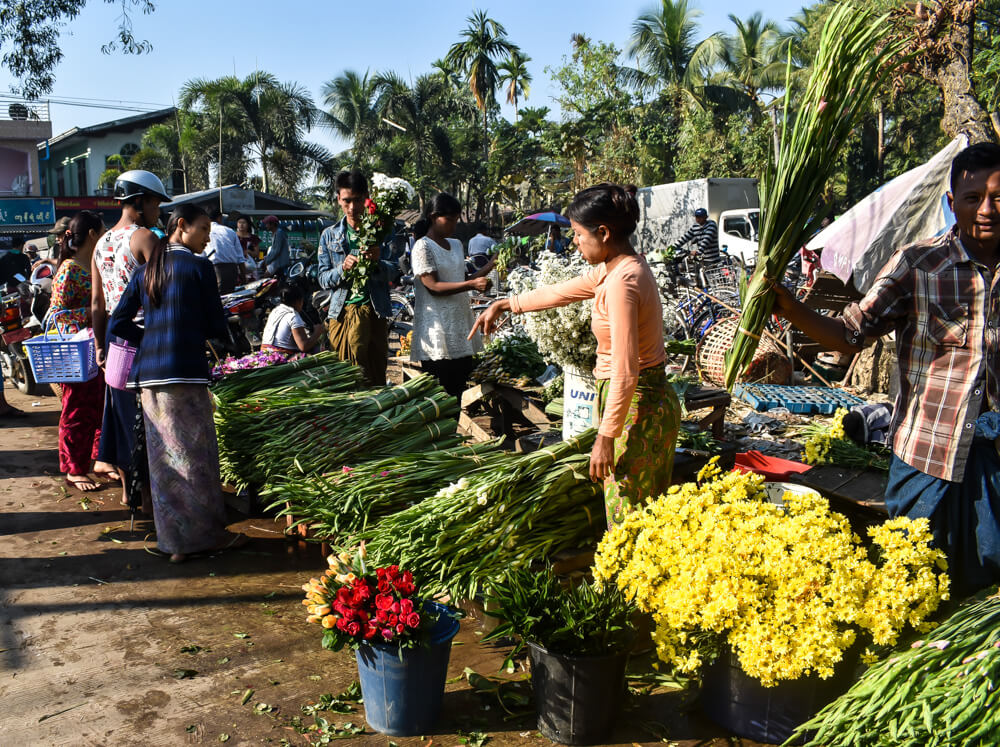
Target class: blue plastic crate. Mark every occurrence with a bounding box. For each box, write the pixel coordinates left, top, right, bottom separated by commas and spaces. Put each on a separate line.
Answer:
733, 383, 865, 415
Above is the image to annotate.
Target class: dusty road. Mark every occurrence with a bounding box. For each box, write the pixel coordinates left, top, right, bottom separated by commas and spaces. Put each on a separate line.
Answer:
0, 386, 751, 747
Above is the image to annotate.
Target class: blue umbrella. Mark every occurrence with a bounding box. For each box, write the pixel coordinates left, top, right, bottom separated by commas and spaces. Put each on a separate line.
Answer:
505, 211, 571, 236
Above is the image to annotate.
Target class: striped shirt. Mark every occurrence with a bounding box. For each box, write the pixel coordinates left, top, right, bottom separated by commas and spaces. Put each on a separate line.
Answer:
841, 228, 1000, 482
677, 220, 720, 264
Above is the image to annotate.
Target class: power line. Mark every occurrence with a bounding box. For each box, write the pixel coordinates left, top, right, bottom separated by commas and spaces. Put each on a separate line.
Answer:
0, 93, 170, 114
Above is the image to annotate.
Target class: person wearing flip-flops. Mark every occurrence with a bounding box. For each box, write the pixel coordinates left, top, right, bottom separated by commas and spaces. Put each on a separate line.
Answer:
109, 204, 248, 564
48, 211, 106, 492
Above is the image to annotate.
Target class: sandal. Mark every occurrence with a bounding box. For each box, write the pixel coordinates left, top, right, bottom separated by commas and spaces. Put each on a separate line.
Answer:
65, 474, 100, 492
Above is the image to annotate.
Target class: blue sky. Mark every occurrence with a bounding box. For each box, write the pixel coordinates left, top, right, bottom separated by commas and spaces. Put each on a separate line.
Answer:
0, 0, 807, 155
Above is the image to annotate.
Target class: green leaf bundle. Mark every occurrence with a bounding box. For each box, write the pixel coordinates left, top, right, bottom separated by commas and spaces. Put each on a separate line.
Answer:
263, 441, 505, 538
791, 593, 1000, 746
358, 431, 605, 600
484, 565, 636, 658
216, 374, 463, 489
724, 4, 907, 388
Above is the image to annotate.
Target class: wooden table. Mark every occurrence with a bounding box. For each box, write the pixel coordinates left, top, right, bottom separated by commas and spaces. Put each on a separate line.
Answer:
684, 387, 731, 440
793, 463, 888, 533
392, 357, 552, 442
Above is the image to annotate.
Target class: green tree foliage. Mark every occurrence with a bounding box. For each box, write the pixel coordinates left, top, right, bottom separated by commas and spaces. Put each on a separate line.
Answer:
179, 72, 330, 198
0, 0, 155, 98
445, 10, 520, 161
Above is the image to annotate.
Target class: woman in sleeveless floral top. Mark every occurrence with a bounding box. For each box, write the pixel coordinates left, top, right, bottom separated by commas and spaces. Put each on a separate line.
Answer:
48, 212, 105, 491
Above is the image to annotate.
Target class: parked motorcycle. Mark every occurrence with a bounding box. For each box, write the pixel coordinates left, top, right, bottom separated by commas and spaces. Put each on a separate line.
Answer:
0, 267, 50, 395
218, 277, 281, 356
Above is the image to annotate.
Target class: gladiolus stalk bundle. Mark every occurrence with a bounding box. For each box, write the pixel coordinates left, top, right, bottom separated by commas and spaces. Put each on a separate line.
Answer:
358, 431, 605, 601
724, 4, 907, 388
265, 440, 506, 538
215, 369, 463, 489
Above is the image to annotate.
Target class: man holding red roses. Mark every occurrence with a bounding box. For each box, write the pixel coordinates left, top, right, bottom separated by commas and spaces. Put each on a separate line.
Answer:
317, 170, 400, 385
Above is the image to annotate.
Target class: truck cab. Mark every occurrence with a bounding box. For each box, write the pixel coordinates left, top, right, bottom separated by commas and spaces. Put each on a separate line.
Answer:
718, 208, 759, 267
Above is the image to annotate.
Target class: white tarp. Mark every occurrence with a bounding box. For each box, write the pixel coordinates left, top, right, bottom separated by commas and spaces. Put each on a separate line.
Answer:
810, 135, 967, 293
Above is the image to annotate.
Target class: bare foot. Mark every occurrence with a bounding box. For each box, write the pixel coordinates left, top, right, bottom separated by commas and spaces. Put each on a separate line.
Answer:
65, 474, 100, 492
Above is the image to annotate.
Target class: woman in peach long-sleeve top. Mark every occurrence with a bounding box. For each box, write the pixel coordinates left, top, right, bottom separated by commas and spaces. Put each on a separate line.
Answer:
471, 184, 680, 526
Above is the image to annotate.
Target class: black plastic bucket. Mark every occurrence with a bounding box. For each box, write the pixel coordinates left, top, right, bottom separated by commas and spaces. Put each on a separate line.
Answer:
528, 642, 628, 745
701, 647, 855, 744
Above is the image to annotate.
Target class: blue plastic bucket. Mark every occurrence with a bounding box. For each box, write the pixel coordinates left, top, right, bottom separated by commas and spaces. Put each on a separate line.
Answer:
355, 602, 460, 736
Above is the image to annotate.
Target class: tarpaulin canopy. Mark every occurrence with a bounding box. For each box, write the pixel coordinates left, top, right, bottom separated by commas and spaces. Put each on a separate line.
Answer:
810, 135, 967, 293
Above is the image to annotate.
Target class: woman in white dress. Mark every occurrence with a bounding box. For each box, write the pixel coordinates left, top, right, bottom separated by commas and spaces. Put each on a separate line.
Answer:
409, 193, 495, 406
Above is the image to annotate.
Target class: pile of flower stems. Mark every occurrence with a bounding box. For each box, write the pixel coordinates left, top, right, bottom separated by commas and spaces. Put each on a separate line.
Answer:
212, 351, 361, 403
793, 594, 1000, 746
263, 440, 505, 538
216, 373, 462, 489
359, 430, 604, 600
723, 3, 905, 388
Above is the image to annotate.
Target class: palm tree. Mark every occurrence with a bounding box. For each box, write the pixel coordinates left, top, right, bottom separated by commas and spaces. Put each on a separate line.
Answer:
626, 0, 702, 98
179, 72, 326, 195
374, 72, 455, 207
498, 50, 532, 122
688, 12, 787, 112
319, 70, 382, 166
445, 9, 520, 160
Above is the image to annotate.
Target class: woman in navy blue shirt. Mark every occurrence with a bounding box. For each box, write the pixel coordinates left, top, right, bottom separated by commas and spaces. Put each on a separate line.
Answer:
110, 204, 244, 562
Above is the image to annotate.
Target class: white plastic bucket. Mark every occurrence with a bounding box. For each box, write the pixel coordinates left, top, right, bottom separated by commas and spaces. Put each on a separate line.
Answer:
562, 366, 600, 439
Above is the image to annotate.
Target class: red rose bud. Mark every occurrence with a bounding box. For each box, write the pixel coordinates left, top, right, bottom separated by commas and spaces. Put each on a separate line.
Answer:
405, 612, 421, 628
375, 594, 394, 611
381, 628, 394, 641
365, 199, 377, 215
346, 621, 361, 636
400, 598, 414, 615
395, 623, 405, 635
388, 614, 398, 626
377, 579, 392, 593
376, 610, 389, 624
364, 624, 377, 639
391, 601, 401, 614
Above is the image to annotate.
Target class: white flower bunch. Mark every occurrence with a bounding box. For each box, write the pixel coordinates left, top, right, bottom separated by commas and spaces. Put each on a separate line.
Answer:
507, 253, 597, 371
371, 172, 416, 204
435, 477, 469, 499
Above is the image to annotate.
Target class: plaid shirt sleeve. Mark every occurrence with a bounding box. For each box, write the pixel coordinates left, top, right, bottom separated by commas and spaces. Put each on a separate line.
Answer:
840, 247, 913, 347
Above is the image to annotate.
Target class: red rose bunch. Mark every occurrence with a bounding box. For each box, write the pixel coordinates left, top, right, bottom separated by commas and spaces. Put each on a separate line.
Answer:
303, 547, 429, 651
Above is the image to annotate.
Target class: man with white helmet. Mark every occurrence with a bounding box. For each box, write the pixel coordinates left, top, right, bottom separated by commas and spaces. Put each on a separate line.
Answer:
90, 169, 169, 503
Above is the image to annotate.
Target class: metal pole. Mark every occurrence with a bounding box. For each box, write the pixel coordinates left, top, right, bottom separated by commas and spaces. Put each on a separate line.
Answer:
219, 104, 224, 213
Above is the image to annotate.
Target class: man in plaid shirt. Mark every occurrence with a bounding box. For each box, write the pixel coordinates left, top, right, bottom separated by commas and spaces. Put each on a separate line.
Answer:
773, 142, 1000, 593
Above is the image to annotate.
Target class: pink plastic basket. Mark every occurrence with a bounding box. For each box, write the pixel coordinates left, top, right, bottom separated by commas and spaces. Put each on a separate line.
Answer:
105, 339, 137, 390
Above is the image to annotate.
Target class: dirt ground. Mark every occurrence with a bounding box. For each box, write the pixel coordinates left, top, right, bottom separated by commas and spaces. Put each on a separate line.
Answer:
0, 385, 765, 747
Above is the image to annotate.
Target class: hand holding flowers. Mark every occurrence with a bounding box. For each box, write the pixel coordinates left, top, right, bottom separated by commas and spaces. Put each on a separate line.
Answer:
344, 174, 414, 296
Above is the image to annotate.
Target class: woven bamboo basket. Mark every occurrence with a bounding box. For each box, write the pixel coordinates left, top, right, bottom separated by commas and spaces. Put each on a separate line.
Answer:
697, 316, 792, 387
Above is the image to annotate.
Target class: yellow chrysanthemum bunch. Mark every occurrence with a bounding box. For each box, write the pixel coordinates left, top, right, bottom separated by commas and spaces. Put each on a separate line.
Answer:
593, 458, 950, 687
803, 408, 889, 470
803, 407, 847, 464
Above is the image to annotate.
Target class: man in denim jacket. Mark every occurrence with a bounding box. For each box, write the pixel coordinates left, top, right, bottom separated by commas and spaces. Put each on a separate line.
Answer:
317, 169, 400, 385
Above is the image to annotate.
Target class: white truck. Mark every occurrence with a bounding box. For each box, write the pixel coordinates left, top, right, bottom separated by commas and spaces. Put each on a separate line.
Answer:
633, 177, 760, 266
